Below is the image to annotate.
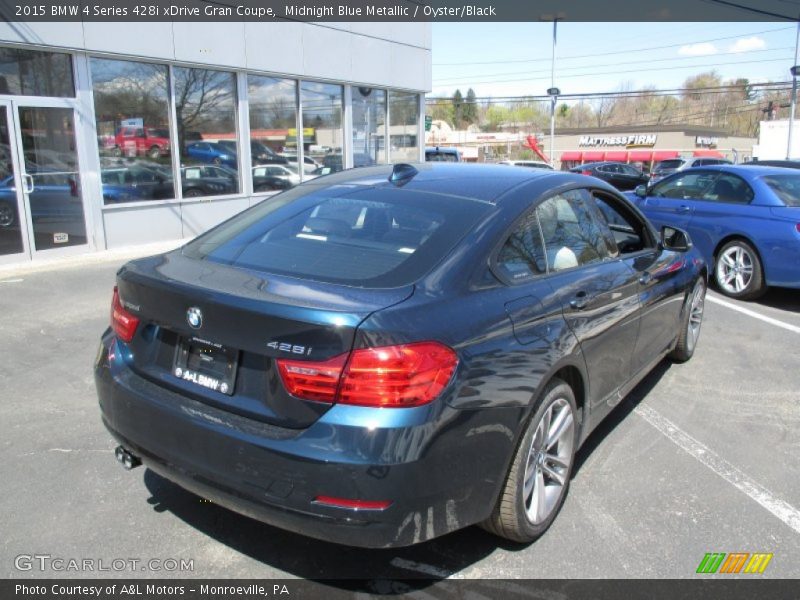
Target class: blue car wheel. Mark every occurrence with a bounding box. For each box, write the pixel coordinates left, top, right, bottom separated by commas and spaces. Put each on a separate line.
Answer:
714, 239, 765, 300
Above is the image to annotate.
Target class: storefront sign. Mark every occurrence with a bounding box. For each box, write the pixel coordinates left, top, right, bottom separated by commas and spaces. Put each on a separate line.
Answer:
578, 134, 657, 148
696, 136, 719, 148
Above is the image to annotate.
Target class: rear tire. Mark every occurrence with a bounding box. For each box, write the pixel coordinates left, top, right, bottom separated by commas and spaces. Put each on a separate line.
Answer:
669, 277, 706, 363
481, 378, 577, 543
0, 201, 16, 228
714, 239, 765, 300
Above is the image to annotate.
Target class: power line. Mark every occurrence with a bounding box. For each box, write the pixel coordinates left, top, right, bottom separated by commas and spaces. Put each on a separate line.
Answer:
426, 82, 793, 103
435, 57, 795, 88
434, 46, 794, 84
432, 25, 793, 66
700, 0, 796, 20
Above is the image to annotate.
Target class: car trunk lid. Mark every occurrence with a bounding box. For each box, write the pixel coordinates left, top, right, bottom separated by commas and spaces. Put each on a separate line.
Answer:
115, 251, 413, 429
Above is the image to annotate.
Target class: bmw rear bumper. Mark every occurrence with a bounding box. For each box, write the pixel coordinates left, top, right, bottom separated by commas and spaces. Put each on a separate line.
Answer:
95, 333, 521, 548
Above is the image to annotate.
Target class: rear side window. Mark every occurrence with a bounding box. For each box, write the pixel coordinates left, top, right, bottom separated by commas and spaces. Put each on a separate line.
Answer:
182, 187, 491, 287
496, 211, 547, 280
656, 159, 684, 170
762, 174, 800, 207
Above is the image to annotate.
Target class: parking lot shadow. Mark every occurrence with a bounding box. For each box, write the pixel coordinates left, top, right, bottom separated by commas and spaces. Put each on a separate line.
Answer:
142, 469, 521, 584
753, 287, 800, 313
572, 358, 672, 477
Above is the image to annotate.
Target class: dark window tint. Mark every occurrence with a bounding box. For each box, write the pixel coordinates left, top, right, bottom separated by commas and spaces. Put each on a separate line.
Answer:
704, 173, 753, 204
762, 174, 800, 207
652, 171, 715, 199
537, 190, 610, 271
496, 211, 547, 281
0, 48, 74, 97
182, 188, 491, 287
426, 151, 459, 162
656, 159, 684, 170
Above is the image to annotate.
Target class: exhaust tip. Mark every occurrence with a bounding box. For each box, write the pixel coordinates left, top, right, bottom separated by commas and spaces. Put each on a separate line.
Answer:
114, 445, 141, 470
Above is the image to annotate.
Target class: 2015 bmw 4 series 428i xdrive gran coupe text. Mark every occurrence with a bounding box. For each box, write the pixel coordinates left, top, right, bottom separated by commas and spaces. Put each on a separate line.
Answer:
95, 163, 707, 548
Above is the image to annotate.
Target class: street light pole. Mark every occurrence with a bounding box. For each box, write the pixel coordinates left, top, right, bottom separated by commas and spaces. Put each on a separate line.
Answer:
549, 19, 558, 166
787, 19, 800, 159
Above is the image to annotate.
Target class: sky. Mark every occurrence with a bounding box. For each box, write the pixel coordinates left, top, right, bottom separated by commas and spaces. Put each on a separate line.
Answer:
430, 22, 799, 99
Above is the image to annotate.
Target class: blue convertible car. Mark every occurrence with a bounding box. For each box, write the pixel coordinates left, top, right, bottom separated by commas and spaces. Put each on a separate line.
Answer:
628, 165, 800, 299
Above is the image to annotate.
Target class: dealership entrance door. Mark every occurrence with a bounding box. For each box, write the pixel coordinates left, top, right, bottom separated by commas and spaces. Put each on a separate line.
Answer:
0, 99, 89, 264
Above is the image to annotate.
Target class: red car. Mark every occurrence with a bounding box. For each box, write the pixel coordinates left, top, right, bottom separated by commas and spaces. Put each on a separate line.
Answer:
113, 127, 171, 159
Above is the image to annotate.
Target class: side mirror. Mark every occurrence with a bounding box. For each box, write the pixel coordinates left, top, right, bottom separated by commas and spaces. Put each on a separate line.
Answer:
660, 225, 692, 252
634, 184, 648, 198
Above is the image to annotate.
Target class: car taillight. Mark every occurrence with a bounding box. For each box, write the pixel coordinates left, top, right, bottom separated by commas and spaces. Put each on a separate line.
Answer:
276, 341, 457, 408
580, 170, 591, 176
111, 286, 139, 343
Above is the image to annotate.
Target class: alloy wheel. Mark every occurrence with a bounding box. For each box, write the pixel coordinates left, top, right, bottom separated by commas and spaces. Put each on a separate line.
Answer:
716, 245, 754, 295
522, 398, 574, 525
686, 280, 705, 353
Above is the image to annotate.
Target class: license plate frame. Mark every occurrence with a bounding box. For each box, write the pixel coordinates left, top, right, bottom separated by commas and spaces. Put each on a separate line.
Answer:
173, 336, 239, 396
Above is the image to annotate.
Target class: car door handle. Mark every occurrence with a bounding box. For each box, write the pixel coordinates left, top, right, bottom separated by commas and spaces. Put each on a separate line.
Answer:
677, 205, 691, 214
24, 174, 34, 194
569, 291, 591, 310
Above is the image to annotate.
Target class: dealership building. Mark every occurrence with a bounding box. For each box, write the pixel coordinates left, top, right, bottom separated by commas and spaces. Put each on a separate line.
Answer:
0, 21, 430, 265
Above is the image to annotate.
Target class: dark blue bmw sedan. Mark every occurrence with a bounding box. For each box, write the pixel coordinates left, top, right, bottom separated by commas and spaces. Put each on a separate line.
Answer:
95, 163, 706, 547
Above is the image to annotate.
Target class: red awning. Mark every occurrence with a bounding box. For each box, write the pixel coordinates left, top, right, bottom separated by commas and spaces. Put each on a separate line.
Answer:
693, 149, 724, 158
628, 150, 653, 162
582, 151, 605, 162
560, 151, 582, 161
604, 151, 629, 162
652, 150, 680, 161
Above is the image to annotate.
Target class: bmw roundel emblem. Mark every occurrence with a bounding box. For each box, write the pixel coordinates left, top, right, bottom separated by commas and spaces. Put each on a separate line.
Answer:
186, 307, 203, 329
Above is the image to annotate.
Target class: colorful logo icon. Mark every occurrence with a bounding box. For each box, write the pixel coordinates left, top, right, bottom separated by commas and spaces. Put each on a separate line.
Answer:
696, 552, 773, 574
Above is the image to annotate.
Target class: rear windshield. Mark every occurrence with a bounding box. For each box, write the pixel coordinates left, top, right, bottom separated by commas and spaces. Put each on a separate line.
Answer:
656, 159, 684, 170
182, 186, 491, 287
426, 151, 459, 162
762, 174, 800, 207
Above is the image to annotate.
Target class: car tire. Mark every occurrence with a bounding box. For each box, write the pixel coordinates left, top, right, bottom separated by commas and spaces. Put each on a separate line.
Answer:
147, 146, 161, 159
481, 378, 578, 543
183, 188, 203, 198
669, 277, 706, 363
0, 201, 16, 228
110, 146, 122, 157
714, 239, 766, 300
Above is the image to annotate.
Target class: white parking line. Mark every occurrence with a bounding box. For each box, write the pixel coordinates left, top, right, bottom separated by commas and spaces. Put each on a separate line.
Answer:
707, 294, 800, 335
634, 405, 800, 535
390, 557, 461, 579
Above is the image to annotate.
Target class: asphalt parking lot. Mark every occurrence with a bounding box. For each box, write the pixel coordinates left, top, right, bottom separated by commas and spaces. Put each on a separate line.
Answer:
1, 251, 798, 581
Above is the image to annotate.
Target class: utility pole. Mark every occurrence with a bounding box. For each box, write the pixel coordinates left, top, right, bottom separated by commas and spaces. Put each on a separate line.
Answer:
787, 18, 800, 159
546, 18, 560, 167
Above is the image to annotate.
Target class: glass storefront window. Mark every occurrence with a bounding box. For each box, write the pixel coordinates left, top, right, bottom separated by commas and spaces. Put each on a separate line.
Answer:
389, 92, 420, 163
0, 47, 74, 97
247, 75, 299, 190
174, 67, 239, 196
300, 81, 343, 173
90, 58, 175, 203
352, 87, 385, 168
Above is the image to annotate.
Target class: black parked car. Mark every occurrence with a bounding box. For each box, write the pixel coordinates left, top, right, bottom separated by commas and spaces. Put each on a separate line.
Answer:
570, 161, 649, 191
96, 163, 706, 548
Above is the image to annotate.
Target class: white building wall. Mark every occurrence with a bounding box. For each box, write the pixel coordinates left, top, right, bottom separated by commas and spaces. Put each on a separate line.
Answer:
0, 22, 431, 91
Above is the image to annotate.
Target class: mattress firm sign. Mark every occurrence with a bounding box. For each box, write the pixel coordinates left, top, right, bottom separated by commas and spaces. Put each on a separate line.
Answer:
578, 134, 657, 148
